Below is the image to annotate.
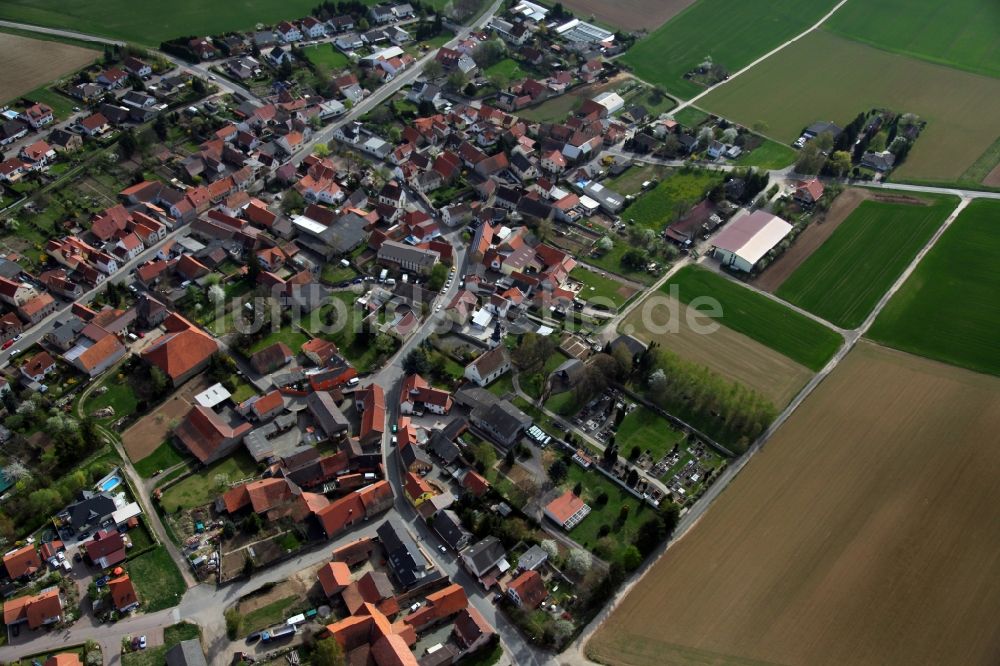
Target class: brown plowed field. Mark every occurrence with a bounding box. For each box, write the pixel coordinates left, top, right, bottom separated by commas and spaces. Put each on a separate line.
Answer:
0, 32, 96, 102
561, 0, 695, 32
123, 377, 209, 460
589, 342, 1000, 666
982, 162, 1000, 187
621, 295, 812, 407
753, 189, 928, 292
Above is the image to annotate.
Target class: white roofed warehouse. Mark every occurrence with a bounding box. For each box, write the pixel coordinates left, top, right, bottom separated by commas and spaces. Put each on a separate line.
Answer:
710, 211, 793, 273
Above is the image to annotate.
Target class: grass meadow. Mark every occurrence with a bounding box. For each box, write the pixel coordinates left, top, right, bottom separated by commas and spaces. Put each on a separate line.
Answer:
664, 266, 842, 371
621, 0, 839, 99
622, 169, 721, 231
776, 195, 957, 328
868, 199, 1000, 377
0, 0, 447, 46
302, 44, 349, 76
824, 0, 1000, 79
700, 31, 1000, 183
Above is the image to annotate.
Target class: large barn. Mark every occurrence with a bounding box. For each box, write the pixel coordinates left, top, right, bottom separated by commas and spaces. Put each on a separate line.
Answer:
711, 210, 792, 272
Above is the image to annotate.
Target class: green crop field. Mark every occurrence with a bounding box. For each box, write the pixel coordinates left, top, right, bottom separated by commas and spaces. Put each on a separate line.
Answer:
824, 0, 1000, 79
700, 30, 1000, 183
621, 0, 838, 99
302, 44, 349, 75
868, 200, 1000, 377
622, 169, 721, 231
776, 195, 957, 328
664, 266, 842, 371
0, 0, 447, 46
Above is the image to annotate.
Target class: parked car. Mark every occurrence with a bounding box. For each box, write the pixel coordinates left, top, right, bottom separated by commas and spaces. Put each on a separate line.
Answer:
1, 340, 13, 350
139, 635, 147, 649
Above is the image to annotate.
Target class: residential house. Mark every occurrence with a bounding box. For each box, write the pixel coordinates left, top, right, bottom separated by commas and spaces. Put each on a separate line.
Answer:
3, 587, 63, 630
432, 509, 471, 551
276, 21, 303, 42
140, 314, 218, 386
3, 544, 42, 580
460, 536, 507, 583
174, 405, 252, 464
399, 374, 452, 415
377, 240, 439, 275
544, 490, 591, 530
794, 178, 824, 205
84, 530, 127, 568
464, 346, 510, 387
507, 569, 546, 609
22, 103, 54, 129
20, 351, 56, 383
108, 574, 139, 613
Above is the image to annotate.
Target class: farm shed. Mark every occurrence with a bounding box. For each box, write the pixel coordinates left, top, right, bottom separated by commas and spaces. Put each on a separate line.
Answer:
711, 211, 792, 272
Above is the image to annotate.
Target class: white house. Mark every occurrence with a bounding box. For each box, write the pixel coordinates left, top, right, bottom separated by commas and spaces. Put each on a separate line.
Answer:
464, 347, 510, 387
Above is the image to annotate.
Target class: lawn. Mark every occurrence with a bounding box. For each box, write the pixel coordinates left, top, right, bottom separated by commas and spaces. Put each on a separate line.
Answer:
519, 352, 568, 401
303, 43, 349, 75
734, 137, 796, 169
84, 377, 138, 423
545, 390, 580, 418
241, 595, 301, 634
127, 547, 187, 612
665, 266, 843, 371
586, 238, 658, 285
776, 195, 957, 328
22, 85, 76, 119
486, 372, 516, 399
824, 0, 1000, 79
570, 267, 636, 310
622, 169, 721, 231
699, 30, 1000, 183
604, 164, 671, 196
305, 291, 387, 372
672, 106, 709, 130
133, 440, 189, 478
159, 451, 258, 513
621, 0, 839, 99
122, 623, 199, 666
562, 464, 651, 564
320, 262, 358, 284
483, 57, 525, 83
868, 199, 1000, 376
616, 407, 685, 461
248, 325, 309, 354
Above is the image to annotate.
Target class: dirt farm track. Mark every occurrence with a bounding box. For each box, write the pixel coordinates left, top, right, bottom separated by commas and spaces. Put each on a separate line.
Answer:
589, 342, 1000, 666
0, 32, 97, 103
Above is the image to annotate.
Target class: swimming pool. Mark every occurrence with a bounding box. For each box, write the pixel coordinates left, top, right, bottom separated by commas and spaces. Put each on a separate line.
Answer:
98, 476, 122, 493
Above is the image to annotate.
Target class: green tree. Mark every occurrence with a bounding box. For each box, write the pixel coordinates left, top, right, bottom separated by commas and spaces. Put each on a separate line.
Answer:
281, 189, 304, 214
403, 348, 431, 375
620, 544, 642, 571
149, 366, 169, 396
548, 459, 568, 483
428, 263, 449, 291
312, 636, 346, 666
118, 130, 138, 159
635, 516, 665, 556
827, 150, 852, 177
224, 608, 243, 639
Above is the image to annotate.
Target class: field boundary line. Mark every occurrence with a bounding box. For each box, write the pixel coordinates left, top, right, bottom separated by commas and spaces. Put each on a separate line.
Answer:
570, 202, 972, 666
662, 0, 851, 112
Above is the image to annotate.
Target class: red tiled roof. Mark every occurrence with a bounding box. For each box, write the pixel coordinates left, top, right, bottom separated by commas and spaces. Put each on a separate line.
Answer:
141, 315, 218, 383
403, 583, 467, 630
108, 574, 138, 610
508, 569, 546, 609
3, 544, 41, 579
174, 405, 251, 463
462, 470, 489, 497
545, 490, 586, 525
317, 561, 352, 597
403, 472, 434, 503
44, 654, 83, 666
